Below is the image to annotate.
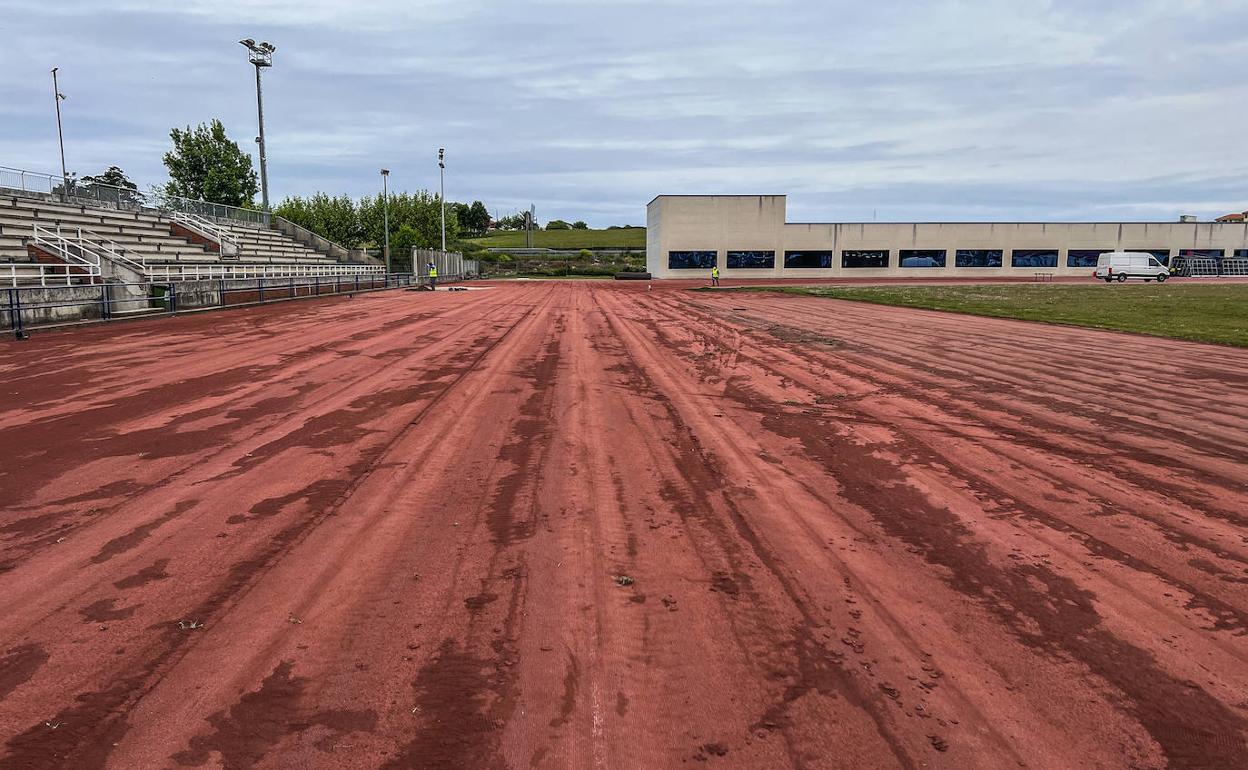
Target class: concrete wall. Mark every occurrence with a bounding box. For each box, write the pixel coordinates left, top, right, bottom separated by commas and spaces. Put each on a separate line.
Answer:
645, 195, 1248, 279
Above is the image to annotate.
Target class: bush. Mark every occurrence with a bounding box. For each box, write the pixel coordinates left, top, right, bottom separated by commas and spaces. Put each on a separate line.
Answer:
578, 249, 594, 260
546, 220, 571, 230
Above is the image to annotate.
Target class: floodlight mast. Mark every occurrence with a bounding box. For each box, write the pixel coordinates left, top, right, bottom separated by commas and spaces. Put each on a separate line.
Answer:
51, 68, 68, 199
240, 39, 275, 218
380, 169, 391, 274
438, 148, 446, 253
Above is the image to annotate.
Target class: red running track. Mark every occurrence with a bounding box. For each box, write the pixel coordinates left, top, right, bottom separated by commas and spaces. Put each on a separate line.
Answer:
0, 281, 1245, 769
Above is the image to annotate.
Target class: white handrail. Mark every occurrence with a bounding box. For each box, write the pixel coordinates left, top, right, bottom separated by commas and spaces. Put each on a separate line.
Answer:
172, 212, 241, 257
31, 224, 103, 279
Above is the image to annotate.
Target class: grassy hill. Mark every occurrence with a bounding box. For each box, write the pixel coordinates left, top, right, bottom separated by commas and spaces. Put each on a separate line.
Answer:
468, 228, 646, 250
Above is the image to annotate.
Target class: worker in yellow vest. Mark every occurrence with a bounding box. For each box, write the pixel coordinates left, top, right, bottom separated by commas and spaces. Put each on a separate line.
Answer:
428, 262, 438, 290
711, 265, 720, 287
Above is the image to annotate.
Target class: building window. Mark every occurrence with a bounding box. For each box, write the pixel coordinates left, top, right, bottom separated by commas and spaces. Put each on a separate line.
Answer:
955, 250, 1003, 268
1010, 250, 1058, 268
899, 250, 946, 268
841, 250, 889, 268
784, 251, 834, 269
1179, 249, 1225, 258
727, 250, 775, 269
1067, 249, 1111, 267
668, 251, 717, 270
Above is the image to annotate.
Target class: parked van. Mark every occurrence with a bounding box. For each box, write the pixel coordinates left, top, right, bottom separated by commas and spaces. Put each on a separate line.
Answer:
1094, 252, 1169, 283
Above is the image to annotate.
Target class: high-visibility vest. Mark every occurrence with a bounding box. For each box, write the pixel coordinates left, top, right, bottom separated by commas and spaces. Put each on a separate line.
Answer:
711, 267, 719, 278
429, 266, 438, 278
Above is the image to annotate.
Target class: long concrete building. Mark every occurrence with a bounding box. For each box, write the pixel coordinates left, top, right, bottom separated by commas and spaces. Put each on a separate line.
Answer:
646, 195, 1248, 278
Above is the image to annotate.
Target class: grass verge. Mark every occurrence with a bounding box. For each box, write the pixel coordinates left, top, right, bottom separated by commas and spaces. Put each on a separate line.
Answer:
708, 283, 1248, 347
469, 228, 645, 249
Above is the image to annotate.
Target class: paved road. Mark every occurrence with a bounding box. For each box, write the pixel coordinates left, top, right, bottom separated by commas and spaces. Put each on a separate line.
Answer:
0, 282, 1245, 769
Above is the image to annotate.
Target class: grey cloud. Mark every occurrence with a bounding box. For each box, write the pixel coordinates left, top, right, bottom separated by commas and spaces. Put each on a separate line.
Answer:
1, 0, 1245, 226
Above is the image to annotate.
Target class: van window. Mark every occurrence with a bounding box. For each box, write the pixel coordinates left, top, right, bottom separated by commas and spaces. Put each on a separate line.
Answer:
1149, 258, 1161, 267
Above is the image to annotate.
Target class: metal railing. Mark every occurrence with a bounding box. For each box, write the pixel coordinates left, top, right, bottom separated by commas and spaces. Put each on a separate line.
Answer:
1, 164, 267, 227
30, 224, 105, 279
140, 262, 385, 283
3, 273, 425, 337
171, 211, 241, 258
1, 262, 96, 288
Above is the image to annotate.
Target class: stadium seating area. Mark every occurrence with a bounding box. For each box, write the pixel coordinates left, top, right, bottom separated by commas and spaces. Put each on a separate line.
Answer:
0, 194, 376, 285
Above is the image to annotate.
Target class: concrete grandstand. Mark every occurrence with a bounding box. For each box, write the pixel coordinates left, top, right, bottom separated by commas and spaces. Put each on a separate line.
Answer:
0, 166, 382, 288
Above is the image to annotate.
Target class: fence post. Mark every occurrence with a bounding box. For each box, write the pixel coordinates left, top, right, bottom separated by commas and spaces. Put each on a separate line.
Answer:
101, 284, 111, 321
314, 275, 319, 296
219, 278, 226, 308
355, 274, 360, 292
289, 276, 295, 299
9, 288, 25, 340
258, 278, 265, 303
169, 283, 178, 314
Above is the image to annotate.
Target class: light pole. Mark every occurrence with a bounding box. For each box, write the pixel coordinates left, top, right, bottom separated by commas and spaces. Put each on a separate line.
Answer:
239, 39, 275, 217
438, 148, 446, 253
380, 168, 391, 274
51, 68, 68, 198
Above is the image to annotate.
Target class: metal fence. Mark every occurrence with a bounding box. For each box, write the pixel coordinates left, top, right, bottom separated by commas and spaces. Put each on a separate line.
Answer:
1, 165, 268, 226
3, 273, 422, 338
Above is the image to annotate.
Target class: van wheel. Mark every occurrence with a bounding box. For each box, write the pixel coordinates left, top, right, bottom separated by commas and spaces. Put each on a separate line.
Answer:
1116, 274, 1127, 282
1157, 274, 1167, 283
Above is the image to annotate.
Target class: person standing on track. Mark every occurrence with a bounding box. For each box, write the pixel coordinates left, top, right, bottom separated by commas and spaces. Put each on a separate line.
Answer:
711, 264, 720, 287
428, 261, 438, 290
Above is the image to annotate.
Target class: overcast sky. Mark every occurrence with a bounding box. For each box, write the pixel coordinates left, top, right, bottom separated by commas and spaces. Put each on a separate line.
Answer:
2, 0, 1246, 226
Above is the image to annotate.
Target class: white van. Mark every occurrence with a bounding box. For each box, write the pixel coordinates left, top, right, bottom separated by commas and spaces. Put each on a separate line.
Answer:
1094, 252, 1169, 283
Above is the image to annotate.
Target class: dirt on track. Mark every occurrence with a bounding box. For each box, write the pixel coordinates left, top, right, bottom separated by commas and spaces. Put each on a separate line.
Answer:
0, 281, 1245, 769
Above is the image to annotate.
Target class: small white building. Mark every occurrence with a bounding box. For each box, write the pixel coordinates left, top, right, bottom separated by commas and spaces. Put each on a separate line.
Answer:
645, 195, 1248, 278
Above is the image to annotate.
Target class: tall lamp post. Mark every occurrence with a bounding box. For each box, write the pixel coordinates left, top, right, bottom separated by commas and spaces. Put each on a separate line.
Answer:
438, 148, 446, 253
239, 39, 275, 217
380, 168, 391, 274
50, 68, 68, 198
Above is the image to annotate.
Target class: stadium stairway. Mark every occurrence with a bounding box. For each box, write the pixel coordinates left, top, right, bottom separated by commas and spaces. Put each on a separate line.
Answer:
0, 194, 379, 286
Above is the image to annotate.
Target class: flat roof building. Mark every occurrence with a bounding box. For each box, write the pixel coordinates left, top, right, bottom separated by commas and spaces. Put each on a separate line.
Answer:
646, 195, 1248, 278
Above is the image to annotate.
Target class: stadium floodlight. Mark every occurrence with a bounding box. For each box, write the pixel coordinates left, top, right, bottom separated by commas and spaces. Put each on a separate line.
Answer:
51, 68, 68, 199
380, 169, 391, 275
239, 39, 275, 218
438, 148, 446, 253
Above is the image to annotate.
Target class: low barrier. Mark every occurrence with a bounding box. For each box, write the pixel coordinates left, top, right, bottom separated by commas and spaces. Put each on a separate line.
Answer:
2, 273, 423, 338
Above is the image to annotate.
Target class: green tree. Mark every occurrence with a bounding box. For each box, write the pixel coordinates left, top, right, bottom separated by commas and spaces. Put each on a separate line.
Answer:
162, 119, 258, 206
390, 225, 422, 271
467, 201, 491, 234
572, 221, 589, 230
360, 190, 459, 251
546, 219, 571, 230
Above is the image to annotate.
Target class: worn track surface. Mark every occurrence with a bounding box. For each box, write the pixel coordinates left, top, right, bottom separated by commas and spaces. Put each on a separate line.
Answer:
0, 282, 1245, 769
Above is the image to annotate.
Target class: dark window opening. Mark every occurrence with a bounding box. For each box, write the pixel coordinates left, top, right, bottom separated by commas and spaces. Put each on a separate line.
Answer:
1179, 249, 1225, 258
1067, 249, 1111, 268
955, 250, 1003, 268
899, 250, 946, 268
841, 250, 889, 268
727, 250, 775, 269
784, 250, 834, 269
668, 251, 717, 270
1010, 250, 1058, 268
1141, 249, 1171, 266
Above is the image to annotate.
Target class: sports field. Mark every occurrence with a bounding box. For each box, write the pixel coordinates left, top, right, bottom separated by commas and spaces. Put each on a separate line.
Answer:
1, 282, 1245, 768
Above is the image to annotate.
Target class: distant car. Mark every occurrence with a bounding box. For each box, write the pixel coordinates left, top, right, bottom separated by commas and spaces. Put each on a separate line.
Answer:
1093, 251, 1169, 283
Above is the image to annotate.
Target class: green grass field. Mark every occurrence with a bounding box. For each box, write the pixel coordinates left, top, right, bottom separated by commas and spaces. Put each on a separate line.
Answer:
468, 228, 646, 250
714, 283, 1248, 347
